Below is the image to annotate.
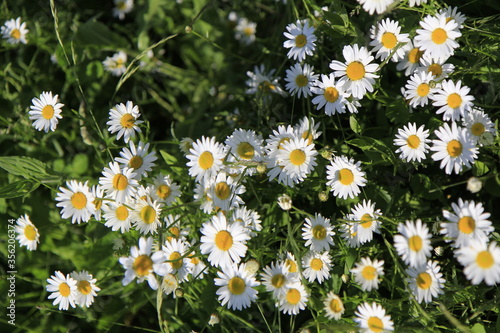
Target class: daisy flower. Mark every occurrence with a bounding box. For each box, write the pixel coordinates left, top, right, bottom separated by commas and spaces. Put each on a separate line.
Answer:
357, 0, 395, 15
339, 220, 362, 248
302, 213, 335, 252
29, 91, 64, 133
115, 141, 157, 181
234, 17, 257, 45
15, 214, 39, 251
278, 282, 309, 315
131, 197, 163, 235
70, 270, 100, 308
416, 54, 455, 81
393, 122, 431, 163
284, 63, 319, 98
103, 51, 128, 76
323, 292, 345, 320
274, 137, 318, 182
277, 193, 293, 211
294, 116, 322, 145
245, 64, 286, 97
302, 251, 332, 283
106, 101, 143, 143
261, 261, 299, 298
119, 237, 168, 290
430, 122, 478, 175
409, 0, 427, 6
207, 171, 246, 211
99, 162, 138, 203
326, 155, 367, 200
162, 238, 191, 282
91, 185, 107, 221
456, 240, 500, 286
396, 40, 424, 76
394, 219, 432, 268
330, 44, 379, 100
225, 128, 264, 167
164, 214, 190, 242
188, 254, 208, 280
354, 302, 394, 332
438, 6, 466, 29
161, 273, 178, 296
283, 252, 300, 275
215, 264, 259, 311
441, 198, 493, 248
103, 201, 133, 233
463, 108, 496, 146
369, 18, 410, 62
265, 124, 296, 154
186, 136, 226, 183
283, 20, 316, 62
46, 271, 77, 310
351, 257, 384, 291
414, 14, 461, 62
55, 180, 96, 224
311, 73, 349, 116
403, 71, 439, 108
150, 174, 181, 206
200, 212, 250, 268
432, 80, 474, 121
350, 200, 382, 244
113, 0, 134, 20
231, 206, 262, 236
1, 17, 28, 44
406, 261, 445, 304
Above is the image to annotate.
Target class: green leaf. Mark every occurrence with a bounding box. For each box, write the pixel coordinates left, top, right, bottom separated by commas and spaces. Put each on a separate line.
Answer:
75, 19, 129, 47
472, 161, 489, 177
471, 323, 486, 333
0, 156, 48, 179
0, 180, 39, 198
68, 153, 89, 176
348, 137, 398, 166
349, 115, 362, 134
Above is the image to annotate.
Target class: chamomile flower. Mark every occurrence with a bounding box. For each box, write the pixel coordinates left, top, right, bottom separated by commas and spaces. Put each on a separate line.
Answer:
414, 14, 461, 62
131, 197, 163, 235
55, 180, 96, 224
430, 122, 479, 175
277, 193, 293, 211
103, 51, 128, 76
441, 199, 493, 248
29, 91, 64, 133
311, 73, 349, 115
340, 220, 362, 248
208, 171, 246, 212
215, 263, 259, 311
394, 219, 432, 268
1, 17, 28, 44
278, 282, 309, 315
90, 185, 107, 221
162, 238, 191, 282
456, 240, 500, 286
70, 270, 100, 308
113, 0, 134, 20
356, 0, 395, 15
323, 292, 345, 320
261, 261, 299, 298
119, 237, 167, 290
15, 214, 39, 251
188, 254, 208, 280
46, 271, 77, 310
302, 251, 332, 283
231, 206, 262, 236
99, 162, 138, 203
265, 125, 296, 154
351, 257, 384, 291
283, 252, 301, 275
438, 6, 466, 29
350, 200, 382, 244
294, 116, 322, 145
161, 273, 178, 296
326, 155, 367, 200
397, 40, 424, 76
302, 213, 335, 252
186, 136, 226, 183
225, 129, 264, 176
115, 141, 157, 181
179, 137, 194, 155
369, 18, 410, 62
432, 80, 474, 121
354, 302, 394, 332
393, 122, 431, 163
403, 71, 439, 108
246, 64, 286, 97
103, 201, 133, 233
150, 174, 181, 206
164, 214, 190, 242
463, 108, 496, 146
416, 54, 455, 81
284, 63, 319, 98
107, 101, 143, 143
330, 44, 379, 100
283, 20, 316, 62
274, 137, 318, 182
406, 261, 445, 304
409, 0, 427, 6
200, 212, 250, 268
234, 17, 257, 45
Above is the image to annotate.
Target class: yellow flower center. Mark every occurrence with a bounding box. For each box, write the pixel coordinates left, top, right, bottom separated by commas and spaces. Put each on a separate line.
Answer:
295, 34, 307, 48
116, 205, 129, 221
447, 93, 462, 109
156, 184, 171, 199
260, 80, 277, 93
59, 282, 71, 297
120, 113, 136, 129
360, 213, 373, 229
93, 198, 103, 211
345, 61, 366, 81
286, 259, 298, 273
312, 225, 327, 240
113, 174, 129, 191
116, 1, 127, 10
169, 252, 183, 270
431, 28, 448, 44
458, 216, 475, 234
77, 280, 92, 295
278, 137, 291, 149
243, 27, 254, 36
368, 316, 384, 332
428, 63, 443, 77
133, 254, 153, 276
338, 168, 354, 185
286, 288, 301, 304
417, 83, 430, 97
140, 205, 156, 224
215, 230, 233, 251
301, 130, 314, 145
128, 156, 143, 170
295, 74, 308, 87
310, 258, 323, 271
361, 266, 377, 280
408, 47, 423, 64
324, 87, 339, 103
289, 149, 306, 166
10, 28, 21, 40
330, 298, 342, 313
42, 105, 55, 120
471, 123, 485, 137
409, 235, 423, 252
237, 142, 255, 160
446, 140, 463, 157
416, 272, 432, 290
190, 257, 200, 265
381, 32, 397, 49
24, 225, 37, 241
71, 192, 87, 210
215, 182, 231, 200
407, 134, 421, 149
169, 226, 180, 238
198, 151, 214, 170
228, 277, 246, 295
271, 274, 285, 288
476, 251, 494, 269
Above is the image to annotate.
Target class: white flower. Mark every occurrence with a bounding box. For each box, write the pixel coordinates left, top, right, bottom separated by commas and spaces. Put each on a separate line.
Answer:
278, 282, 309, 315
393, 122, 431, 163
323, 292, 345, 320
106, 101, 143, 143
455, 240, 500, 286
354, 302, 394, 332
301, 251, 332, 283
234, 17, 257, 45
394, 219, 432, 268
115, 141, 157, 181
414, 14, 461, 62
214, 264, 259, 310
406, 261, 445, 303
113, 0, 134, 20
186, 136, 226, 183
1, 17, 28, 44
311, 73, 349, 116
462, 108, 496, 146
351, 257, 384, 292
70, 270, 101, 308
284, 63, 319, 98
326, 155, 366, 200
46, 271, 77, 310
15, 214, 39, 251
103, 51, 128, 76
403, 71, 439, 108
283, 20, 316, 62
302, 213, 335, 252
99, 161, 138, 204
55, 180, 96, 224
432, 80, 474, 121
29, 91, 64, 133
369, 18, 410, 62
